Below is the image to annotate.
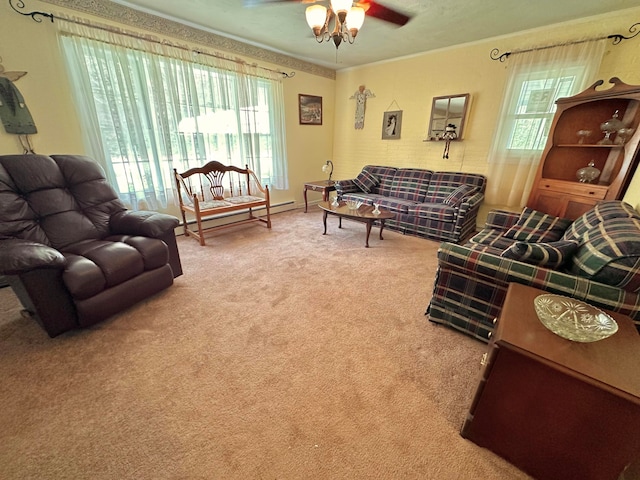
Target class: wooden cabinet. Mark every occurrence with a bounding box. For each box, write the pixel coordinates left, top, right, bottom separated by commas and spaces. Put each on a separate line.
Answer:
527, 77, 640, 219
461, 283, 640, 480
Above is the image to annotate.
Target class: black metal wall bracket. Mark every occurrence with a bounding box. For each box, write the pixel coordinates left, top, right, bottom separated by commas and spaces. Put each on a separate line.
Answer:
608, 22, 640, 44
9, 0, 54, 23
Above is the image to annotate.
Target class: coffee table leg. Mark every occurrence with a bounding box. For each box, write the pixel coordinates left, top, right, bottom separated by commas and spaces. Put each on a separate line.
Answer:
304, 186, 309, 213
323, 210, 328, 235
365, 220, 372, 248
380, 220, 386, 240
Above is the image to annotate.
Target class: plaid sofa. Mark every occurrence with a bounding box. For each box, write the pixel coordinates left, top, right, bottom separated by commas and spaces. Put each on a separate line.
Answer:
335, 165, 486, 243
427, 200, 640, 342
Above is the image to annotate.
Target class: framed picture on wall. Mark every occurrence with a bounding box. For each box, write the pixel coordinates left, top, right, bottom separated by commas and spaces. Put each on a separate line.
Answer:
382, 110, 402, 139
298, 94, 323, 125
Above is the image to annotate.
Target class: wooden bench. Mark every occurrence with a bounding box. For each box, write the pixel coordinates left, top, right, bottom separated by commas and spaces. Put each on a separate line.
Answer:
174, 161, 271, 246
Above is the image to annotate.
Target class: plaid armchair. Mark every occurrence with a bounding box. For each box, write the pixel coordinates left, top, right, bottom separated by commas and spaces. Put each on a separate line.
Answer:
427, 201, 640, 342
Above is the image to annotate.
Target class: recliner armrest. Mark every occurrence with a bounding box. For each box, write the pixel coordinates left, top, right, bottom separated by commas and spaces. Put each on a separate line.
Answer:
0, 239, 66, 275
110, 211, 180, 238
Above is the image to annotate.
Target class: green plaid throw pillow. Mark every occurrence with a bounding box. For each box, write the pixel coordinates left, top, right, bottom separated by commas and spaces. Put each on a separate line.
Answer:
353, 168, 380, 193
501, 240, 579, 268
504, 207, 571, 242
443, 184, 476, 207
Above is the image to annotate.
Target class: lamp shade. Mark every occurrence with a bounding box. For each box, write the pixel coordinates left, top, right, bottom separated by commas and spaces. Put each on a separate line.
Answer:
330, 0, 352, 14
305, 4, 327, 30
346, 6, 365, 31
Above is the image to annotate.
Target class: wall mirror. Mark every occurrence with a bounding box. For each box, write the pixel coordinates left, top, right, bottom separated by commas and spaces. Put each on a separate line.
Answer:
427, 93, 470, 141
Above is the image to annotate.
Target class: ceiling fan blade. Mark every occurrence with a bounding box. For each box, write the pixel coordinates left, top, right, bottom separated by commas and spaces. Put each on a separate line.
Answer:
359, 0, 412, 26
243, 0, 412, 27
243, 0, 316, 6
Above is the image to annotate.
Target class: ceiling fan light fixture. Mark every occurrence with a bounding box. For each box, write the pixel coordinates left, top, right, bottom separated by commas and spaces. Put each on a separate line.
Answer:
304, 0, 408, 50
346, 6, 365, 35
305, 4, 327, 35
330, 0, 352, 16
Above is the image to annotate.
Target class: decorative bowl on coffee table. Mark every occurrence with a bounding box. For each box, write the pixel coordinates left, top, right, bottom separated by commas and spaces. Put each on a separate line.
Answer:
345, 199, 363, 210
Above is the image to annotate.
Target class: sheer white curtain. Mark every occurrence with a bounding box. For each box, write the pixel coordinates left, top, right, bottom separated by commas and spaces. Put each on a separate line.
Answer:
56, 17, 288, 212
486, 40, 606, 208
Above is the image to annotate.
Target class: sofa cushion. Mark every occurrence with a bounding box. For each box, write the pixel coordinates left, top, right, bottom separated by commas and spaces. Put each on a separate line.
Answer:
353, 168, 380, 193
562, 200, 640, 243
501, 240, 579, 269
567, 217, 640, 292
467, 228, 519, 250
374, 197, 417, 214
363, 166, 398, 196
62, 236, 169, 299
408, 203, 457, 222
504, 207, 571, 242
423, 172, 486, 203
388, 169, 433, 202
443, 184, 477, 207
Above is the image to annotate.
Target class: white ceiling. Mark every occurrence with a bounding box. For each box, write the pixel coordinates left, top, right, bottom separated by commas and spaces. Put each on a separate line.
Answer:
109, 0, 640, 70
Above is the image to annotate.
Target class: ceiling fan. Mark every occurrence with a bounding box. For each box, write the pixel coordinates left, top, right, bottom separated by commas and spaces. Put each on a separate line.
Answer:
245, 0, 412, 49
244, 0, 412, 27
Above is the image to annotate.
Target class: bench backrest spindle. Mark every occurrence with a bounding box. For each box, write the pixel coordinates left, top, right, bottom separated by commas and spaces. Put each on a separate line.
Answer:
204, 170, 226, 200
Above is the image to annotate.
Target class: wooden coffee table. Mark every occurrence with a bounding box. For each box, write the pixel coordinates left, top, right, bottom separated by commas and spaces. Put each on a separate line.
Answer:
318, 201, 394, 248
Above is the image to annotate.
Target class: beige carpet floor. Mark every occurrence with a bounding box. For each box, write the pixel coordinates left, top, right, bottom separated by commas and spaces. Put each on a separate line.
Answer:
0, 208, 531, 479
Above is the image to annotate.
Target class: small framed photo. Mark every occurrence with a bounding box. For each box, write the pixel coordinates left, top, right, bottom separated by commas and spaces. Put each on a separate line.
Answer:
382, 110, 402, 139
298, 94, 323, 125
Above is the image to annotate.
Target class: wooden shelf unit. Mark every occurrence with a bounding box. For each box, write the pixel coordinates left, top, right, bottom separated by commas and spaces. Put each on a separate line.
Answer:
527, 77, 640, 219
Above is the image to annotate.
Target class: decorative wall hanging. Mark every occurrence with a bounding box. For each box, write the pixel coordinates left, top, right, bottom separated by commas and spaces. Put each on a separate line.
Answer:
0, 56, 37, 152
298, 94, 322, 125
381, 110, 402, 140
349, 85, 375, 129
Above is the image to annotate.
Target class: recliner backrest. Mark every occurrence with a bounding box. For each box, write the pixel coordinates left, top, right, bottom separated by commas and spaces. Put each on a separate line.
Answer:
0, 154, 126, 250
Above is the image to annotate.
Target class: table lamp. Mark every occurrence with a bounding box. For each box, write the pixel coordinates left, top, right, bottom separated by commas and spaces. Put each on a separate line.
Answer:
322, 160, 334, 182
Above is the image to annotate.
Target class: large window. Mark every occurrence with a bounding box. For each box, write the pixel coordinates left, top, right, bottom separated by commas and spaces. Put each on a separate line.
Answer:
485, 40, 606, 208
59, 21, 288, 213
506, 74, 577, 151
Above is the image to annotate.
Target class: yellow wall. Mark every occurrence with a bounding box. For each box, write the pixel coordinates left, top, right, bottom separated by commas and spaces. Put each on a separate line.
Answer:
1, 1, 639, 216
333, 7, 640, 215
0, 0, 335, 211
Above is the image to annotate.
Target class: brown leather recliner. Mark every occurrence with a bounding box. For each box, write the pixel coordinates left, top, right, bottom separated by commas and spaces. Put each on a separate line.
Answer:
0, 154, 183, 337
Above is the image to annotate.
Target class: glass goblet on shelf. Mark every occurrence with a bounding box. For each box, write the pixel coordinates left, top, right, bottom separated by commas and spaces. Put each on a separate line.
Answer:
615, 127, 635, 145
576, 130, 592, 144
598, 110, 624, 145
576, 160, 601, 184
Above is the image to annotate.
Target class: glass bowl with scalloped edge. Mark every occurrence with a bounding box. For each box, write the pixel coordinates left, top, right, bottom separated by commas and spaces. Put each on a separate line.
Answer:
533, 294, 618, 342
344, 199, 363, 210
